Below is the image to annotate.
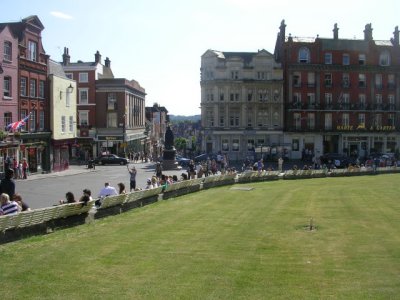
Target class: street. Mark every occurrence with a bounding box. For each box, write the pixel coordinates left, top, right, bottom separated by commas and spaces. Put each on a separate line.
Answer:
15, 162, 185, 209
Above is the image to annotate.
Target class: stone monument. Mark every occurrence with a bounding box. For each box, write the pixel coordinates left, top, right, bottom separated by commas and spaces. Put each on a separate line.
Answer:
162, 125, 179, 169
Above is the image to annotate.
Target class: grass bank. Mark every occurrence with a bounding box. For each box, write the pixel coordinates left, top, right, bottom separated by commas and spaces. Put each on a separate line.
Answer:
1, 174, 400, 299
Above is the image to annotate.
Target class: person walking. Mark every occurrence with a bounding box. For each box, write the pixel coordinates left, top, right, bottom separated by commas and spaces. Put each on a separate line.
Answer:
22, 158, 29, 179
127, 165, 137, 192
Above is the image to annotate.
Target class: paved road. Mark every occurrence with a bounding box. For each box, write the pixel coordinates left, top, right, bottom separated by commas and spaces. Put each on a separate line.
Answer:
15, 162, 186, 209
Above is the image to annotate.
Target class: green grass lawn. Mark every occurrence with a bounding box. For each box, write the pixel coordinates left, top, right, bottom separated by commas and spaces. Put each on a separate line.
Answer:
1, 174, 400, 299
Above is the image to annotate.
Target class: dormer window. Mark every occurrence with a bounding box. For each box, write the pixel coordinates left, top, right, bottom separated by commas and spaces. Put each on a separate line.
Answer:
379, 51, 390, 66
298, 47, 310, 63
3, 41, 12, 61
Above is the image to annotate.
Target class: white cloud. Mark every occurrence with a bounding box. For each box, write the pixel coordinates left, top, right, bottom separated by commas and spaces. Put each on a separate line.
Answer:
50, 11, 73, 20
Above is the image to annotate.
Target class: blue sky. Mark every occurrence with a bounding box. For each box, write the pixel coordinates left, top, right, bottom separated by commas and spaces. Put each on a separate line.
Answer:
2, 0, 400, 116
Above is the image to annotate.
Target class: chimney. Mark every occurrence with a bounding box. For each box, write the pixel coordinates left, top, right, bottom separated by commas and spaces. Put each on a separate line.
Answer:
62, 47, 70, 65
364, 23, 373, 41
105, 57, 111, 68
333, 23, 339, 40
391, 26, 399, 46
95, 50, 101, 63
279, 19, 286, 45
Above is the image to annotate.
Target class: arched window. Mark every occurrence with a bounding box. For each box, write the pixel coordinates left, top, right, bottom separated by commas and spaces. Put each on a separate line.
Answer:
379, 51, 390, 66
298, 47, 310, 63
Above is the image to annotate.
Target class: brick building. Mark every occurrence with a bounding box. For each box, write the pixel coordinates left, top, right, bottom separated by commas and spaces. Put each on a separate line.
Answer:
275, 20, 400, 160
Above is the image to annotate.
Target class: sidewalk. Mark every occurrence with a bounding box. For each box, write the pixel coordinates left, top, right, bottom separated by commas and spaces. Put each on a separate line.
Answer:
23, 165, 98, 181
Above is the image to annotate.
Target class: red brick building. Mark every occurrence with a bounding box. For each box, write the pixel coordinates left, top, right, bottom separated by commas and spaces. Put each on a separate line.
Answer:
0, 15, 51, 173
275, 20, 400, 160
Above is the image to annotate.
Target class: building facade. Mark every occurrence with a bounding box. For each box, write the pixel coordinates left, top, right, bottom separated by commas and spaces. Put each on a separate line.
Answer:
48, 59, 77, 171
96, 78, 146, 157
200, 49, 284, 162
61, 48, 114, 159
145, 104, 168, 161
0, 15, 51, 174
275, 20, 400, 160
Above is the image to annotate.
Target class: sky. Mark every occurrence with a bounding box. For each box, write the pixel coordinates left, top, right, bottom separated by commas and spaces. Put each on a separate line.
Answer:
2, 0, 400, 116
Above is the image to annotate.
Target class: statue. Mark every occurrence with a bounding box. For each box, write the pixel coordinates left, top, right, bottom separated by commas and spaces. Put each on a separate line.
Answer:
162, 125, 176, 163
164, 126, 174, 150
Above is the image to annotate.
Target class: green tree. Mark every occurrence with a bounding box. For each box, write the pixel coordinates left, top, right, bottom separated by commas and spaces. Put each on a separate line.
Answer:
175, 137, 187, 152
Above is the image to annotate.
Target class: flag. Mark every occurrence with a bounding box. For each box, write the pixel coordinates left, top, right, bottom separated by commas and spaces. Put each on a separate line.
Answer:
6, 113, 31, 131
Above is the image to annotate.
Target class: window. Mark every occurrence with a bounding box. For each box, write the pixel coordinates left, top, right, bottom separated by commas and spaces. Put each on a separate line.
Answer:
247, 92, 252, 101
342, 73, 350, 87
307, 72, 315, 87
206, 110, 214, 127
307, 93, 315, 107
229, 110, 240, 127
358, 54, 366, 65
324, 73, 332, 87
358, 113, 365, 128
359, 94, 366, 109
3, 77, 11, 97
293, 113, 301, 130
358, 74, 366, 88
79, 88, 88, 104
69, 116, 74, 132
374, 114, 382, 127
231, 71, 239, 79
247, 111, 253, 127
219, 92, 224, 101
219, 114, 225, 127
4, 112, 12, 127
388, 114, 395, 126
325, 113, 332, 130
222, 138, 229, 151
78, 111, 89, 125
29, 79, 36, 97
20, 77, 27, 96
293, 72, 301, 87
107, 93, 117, 110
375, 74, 382, 89
379, 51, 390, 66
342, 54, 350, 65
257, 72, 265, 80
232, 139, 239, 151
256, 139, 265, 147
30, 111, 36, 131
247, 139, 255, 151
342, 113, 349, 126
79, 72, 88, 83
257, 110, 268, 127
20, 110, 28, 131
65, 73, 73, 79
61, 116, 66, 133
325, 93, 332, 107
307, 113, 315, 129
375, 94, 382, 109
388, 95, 395, 110
230, 92, 240, 102
4, 41, 12, 61
28, 41, 37, 62
39, 80, 45, 98
293, 93, 301, 108
39, 111, 44, 130
324, 53, 332, 64
298, 47, 310, 63
66, 89, 71, 107
388, 74, 395, 88
107, 112, 117, 128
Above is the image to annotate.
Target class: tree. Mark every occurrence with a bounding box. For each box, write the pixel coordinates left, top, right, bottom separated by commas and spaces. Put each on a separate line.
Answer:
175, 137, 187, 152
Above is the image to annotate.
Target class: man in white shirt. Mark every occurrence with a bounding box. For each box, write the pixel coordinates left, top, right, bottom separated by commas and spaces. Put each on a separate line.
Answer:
98, 182, 118, 198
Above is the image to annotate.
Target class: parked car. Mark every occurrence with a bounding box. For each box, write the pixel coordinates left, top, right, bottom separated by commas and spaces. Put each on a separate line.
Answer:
194, 153, 217, 163
176, 155, 190, 167
93, 154, 129, 165
320, 153, 354, 168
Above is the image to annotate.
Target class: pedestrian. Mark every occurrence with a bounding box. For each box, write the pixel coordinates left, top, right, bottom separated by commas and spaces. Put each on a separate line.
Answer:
22, 158, 29, 179
12, 193, 30, 211
155, 162, 162, 178
127, 165, 137, 192
0, 168, 16, 199
12, 158, 18, 179
278, 157, 284, 172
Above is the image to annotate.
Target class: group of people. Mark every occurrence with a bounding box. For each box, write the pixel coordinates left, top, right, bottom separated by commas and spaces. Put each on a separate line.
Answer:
5, 156, 29, 180
0, 168, 30, 216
